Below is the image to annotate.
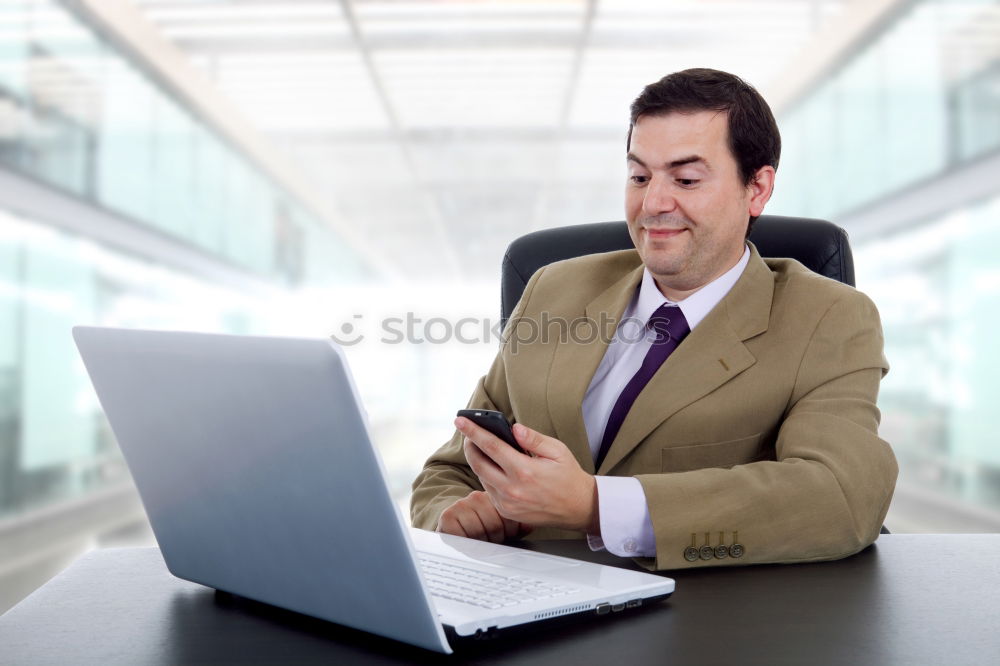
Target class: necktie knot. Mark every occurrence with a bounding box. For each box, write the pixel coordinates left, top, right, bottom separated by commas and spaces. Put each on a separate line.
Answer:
646, 304, 688, 344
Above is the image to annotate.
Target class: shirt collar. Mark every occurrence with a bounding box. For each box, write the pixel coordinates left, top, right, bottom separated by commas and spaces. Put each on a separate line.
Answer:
634, 244, 751, 330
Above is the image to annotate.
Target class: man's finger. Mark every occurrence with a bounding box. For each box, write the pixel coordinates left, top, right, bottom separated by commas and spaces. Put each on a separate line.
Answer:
476, 486, 526, 540
456, 417, 524, 472
464, 439, 507, 489
453, 506, 488, 540
437, 512, 467, 538
474, 501, 507, 543
512, 423, 563, 460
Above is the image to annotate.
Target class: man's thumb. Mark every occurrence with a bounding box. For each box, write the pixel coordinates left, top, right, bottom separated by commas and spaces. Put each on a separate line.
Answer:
513, 423, 545, 455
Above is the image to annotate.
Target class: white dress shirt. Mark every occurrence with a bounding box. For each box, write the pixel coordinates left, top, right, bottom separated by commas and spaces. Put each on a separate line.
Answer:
584, 245, 751, 557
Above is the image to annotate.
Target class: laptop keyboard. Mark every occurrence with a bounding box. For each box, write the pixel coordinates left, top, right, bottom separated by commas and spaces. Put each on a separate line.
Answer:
418, 554, 579, 610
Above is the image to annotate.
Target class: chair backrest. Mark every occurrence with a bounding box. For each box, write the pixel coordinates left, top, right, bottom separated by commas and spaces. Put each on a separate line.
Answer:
500, 215, 854, 327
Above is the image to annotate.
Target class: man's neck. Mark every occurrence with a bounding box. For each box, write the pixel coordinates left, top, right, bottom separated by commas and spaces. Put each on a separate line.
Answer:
654, 280, 705, 303
652, 246, 748, 302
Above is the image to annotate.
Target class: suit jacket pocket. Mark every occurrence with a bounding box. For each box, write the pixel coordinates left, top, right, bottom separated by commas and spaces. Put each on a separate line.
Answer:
661, 433, 764, 473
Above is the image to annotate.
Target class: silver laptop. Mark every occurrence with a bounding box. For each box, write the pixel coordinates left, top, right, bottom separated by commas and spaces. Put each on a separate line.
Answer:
72, 326, 674, 654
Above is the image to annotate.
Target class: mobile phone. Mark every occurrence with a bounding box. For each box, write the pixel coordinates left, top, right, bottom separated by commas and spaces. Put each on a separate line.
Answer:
456, 409, 525, 454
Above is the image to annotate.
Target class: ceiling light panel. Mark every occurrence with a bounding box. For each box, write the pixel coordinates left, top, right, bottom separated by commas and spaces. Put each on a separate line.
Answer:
354, 1, 585, 48
354, 1, 584, 19
375, 49, 574, 128
135, 1, 348, 40
590, 0, 829, 47
208, 51, 390, 132
361, 17, 582, 36
159, 21, 350, 39
140, 2, 345, 22
596, 0, 844, 18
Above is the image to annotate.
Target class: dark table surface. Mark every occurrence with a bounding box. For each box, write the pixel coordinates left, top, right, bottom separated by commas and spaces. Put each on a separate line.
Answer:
2, 535, 999, 665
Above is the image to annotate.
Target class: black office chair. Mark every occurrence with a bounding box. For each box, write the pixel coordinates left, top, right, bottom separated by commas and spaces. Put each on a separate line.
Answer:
501, 215, 853, 328
498, 214, 889, 535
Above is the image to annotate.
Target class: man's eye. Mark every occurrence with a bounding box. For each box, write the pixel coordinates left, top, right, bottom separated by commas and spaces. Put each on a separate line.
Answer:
629, 175, 649, 184
677, 178, 699, 186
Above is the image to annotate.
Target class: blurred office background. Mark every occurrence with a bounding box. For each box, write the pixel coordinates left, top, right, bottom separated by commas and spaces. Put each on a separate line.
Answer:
1, 0, 998, 612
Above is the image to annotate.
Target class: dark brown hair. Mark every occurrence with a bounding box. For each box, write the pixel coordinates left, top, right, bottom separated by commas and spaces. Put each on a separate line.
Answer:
627, 68, 781, 235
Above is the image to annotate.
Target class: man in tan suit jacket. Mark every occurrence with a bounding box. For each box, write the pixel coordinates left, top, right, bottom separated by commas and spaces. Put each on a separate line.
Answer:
411, 68, 897, 570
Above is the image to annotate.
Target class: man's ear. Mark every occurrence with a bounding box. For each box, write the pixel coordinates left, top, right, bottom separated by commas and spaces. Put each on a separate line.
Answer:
748, 165, 775, 218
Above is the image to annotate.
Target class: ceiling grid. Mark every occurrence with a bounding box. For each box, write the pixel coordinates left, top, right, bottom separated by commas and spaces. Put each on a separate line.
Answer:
131, 0, 854, 279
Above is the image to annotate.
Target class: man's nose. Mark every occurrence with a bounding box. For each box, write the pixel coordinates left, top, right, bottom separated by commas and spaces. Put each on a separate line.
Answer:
642, 176, 678, 216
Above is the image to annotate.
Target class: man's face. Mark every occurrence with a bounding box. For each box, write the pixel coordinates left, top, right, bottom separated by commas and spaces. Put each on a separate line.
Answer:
625, 110, 771, 299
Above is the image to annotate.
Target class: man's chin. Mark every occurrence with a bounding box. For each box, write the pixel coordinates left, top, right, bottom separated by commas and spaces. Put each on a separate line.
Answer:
639, 249, 687, 278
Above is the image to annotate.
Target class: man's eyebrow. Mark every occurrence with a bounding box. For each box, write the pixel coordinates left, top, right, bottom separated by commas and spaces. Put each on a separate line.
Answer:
668, 155, 709, 169
626, 152, 646, 167
626, 153, 710, 169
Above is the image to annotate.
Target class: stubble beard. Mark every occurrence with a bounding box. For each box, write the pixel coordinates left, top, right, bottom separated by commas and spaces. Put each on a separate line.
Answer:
641, 230, 737, 294
643, 245, 703, 293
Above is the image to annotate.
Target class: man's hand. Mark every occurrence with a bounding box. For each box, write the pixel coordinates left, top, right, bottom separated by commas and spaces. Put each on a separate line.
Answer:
436, 491, 531, 543
456, 417, 599, 534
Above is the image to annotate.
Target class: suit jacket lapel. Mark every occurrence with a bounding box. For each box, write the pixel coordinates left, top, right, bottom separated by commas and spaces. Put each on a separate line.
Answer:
546, 262, 644, 475
597, 244, 775, 474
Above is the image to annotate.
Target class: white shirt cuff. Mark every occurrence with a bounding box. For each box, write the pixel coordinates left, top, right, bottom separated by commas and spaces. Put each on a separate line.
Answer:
588, 476, 657, 558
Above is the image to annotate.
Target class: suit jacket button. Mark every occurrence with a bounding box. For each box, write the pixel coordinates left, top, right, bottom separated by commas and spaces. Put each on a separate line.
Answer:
684, 546, 699, 562
729, 543, 745, 558
714, 545, 729, 559
699, 545, 714, 561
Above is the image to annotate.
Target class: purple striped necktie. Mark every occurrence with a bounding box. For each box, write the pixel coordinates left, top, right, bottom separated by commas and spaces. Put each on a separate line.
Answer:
595, 304, 690, 470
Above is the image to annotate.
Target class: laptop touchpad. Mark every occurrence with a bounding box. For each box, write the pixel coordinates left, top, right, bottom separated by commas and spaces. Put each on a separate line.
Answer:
486, 553, 582, 573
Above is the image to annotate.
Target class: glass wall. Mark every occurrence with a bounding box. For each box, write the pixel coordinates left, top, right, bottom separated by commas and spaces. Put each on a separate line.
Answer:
769, 0, 1000, 525
0, 0, 366, 287
769, 0, 997, 220
856, 194, 1000, 512
0, 208, 271, 517
0, 0, 371, 521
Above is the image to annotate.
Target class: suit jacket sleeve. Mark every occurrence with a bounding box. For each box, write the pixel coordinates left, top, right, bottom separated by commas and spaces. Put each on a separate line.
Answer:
409, 267, 545, 531
635, 290, 898, 570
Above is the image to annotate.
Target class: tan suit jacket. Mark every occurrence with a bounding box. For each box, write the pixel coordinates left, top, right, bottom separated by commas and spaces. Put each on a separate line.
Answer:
411, 243, 898, 570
